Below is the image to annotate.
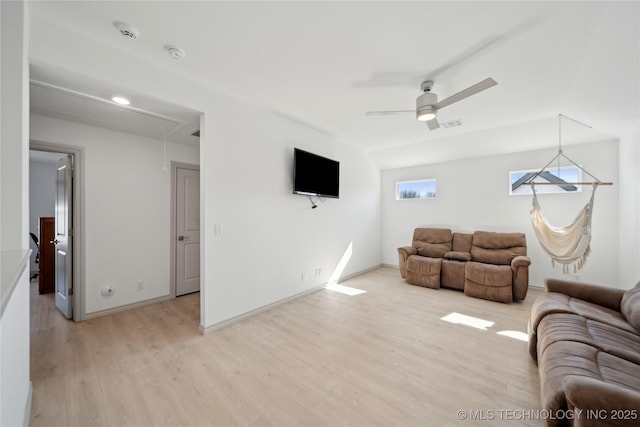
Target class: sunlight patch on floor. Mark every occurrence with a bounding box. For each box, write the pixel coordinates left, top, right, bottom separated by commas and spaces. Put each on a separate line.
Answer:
497, 330, 529, 342
440, 312, 495, 330
325, 283, 367, 296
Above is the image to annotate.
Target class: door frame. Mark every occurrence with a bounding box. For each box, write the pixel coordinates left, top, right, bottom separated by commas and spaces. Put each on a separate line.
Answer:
170, 161, 200, 298
30, 140, 85, 321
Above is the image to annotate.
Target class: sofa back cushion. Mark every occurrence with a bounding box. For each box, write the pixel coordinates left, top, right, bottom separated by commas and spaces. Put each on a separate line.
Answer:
621, 281, 640, 332
412, 228, 452, 258
471, 231, 527, 265
451, 232, 473, 253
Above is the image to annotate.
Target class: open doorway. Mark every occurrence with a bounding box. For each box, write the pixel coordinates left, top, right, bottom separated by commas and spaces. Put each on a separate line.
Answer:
29, 72, 202, 324
29, 145, 83, 320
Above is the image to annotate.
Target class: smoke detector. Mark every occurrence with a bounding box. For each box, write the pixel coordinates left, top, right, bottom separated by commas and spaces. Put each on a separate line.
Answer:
165, 45, 186, 60
113, 21, 139, 39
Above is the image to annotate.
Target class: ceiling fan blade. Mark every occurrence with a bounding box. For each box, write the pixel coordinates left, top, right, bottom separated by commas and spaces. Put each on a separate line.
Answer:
365, 110, 414, 116
426, 118, 440, 130
433, 78, 497, 110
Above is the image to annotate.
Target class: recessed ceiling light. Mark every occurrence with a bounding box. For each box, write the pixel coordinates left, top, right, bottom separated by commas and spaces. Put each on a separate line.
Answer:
112, 96, 130, 105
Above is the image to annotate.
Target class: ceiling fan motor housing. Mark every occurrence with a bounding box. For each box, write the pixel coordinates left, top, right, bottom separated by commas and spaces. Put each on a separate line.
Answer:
416, 92, 437, 120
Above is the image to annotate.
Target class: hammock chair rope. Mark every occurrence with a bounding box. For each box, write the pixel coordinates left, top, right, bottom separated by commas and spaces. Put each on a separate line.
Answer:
530, 183, 597, 274
525, 114, 613, 273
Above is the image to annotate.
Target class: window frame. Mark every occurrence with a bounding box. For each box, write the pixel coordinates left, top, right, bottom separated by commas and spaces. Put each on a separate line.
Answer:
509, 165, 583, 196
395, 178, 437, 200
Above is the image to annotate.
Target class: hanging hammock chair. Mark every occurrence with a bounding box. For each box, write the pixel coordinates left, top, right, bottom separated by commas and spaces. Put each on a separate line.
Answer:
524, 114, 613, 273
530, 184, 596, 273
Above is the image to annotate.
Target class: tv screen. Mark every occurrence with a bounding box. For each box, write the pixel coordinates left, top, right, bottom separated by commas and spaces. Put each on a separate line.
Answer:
293, 148, 340, 198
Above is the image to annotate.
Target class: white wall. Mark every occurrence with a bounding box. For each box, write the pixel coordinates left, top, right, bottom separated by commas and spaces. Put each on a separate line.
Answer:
28, 159, 57, 272
382, 140, 620, 288
30, 114, 200, 315
0, 1, 32, 426
618, 126, 640, 287
1, 266, 31, 427
203, 99, 381, 326
28, 16, 383, 329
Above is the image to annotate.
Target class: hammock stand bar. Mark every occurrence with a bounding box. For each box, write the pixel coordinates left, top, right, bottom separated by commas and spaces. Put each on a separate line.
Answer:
523, 114, 611, 187
523, 148, 609, 186
524, 182, 613, 186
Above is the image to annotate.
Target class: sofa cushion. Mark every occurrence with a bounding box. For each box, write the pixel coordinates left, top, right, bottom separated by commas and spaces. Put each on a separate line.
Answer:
621, 282, 640, 332
444, 251, 471, 262
451, 232, 473, 252
405, 255, 441, 289
441, 259, 466, 290
539, 340, 640, 423
470, 231, 526, 265
537, 312, 640, 366
465, 262, 512, 287
529, 292, 639, 359
464, 262, 513, 303
412, 228, 452, 258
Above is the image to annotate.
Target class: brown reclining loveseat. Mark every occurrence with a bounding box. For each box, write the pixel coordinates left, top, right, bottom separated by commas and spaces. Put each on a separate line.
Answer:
397, 227, 531, 303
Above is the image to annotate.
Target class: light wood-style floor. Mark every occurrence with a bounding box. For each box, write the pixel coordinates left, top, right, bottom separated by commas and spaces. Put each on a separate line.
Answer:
30, 267, 543, 426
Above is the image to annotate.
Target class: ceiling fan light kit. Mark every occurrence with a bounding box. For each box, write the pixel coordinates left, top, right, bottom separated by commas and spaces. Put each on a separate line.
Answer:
366, 77, 498, 131
416, 109, 436, 121
416, 85, 437, 121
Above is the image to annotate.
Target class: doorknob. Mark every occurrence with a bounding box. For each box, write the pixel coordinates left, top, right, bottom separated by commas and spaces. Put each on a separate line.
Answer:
178, 235, 190, 241
50, 239, 60, 245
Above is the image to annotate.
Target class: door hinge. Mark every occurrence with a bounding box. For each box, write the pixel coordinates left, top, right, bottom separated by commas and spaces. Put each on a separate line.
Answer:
69, 288, 74, 296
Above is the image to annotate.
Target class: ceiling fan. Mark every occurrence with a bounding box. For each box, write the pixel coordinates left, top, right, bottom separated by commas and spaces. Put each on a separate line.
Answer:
365, 77, 498, 130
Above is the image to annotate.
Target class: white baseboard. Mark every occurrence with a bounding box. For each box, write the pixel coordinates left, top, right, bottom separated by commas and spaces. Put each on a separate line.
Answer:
84, 294, 173, 320
336, 263, 383, 283
23, 381, 32, 427
200, 264, 384, 334
200, 283, 326, 334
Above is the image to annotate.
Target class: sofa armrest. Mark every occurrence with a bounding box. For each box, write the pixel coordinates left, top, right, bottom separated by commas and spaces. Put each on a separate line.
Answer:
510, 256, 531, 301
545, 278, 625, 311
511, 255, 531, 270
398, 246, 417, 257
444, 251, 471, 262
397, 246, 417, 279
563, 375, 640, 427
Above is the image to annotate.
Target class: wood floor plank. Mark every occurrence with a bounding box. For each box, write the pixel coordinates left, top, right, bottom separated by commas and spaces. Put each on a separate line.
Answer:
30, 268, 543, 426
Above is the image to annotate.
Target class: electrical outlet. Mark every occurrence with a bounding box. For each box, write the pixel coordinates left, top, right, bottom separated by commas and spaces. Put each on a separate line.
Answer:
101, 286, 114, 296
301, 272, 306, 282
315, 268, 322, 278
137, 281, 144, 291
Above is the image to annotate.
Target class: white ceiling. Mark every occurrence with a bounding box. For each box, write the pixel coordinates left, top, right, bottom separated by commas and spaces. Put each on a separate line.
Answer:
30, 63, 202, 146
27, 1, 639, 169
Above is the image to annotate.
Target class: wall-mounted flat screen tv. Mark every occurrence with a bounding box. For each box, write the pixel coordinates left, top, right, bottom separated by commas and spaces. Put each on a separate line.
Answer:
293, 148, 340, 199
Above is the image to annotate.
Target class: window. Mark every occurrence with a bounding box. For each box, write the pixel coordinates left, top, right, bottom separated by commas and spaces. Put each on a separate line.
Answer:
396, 179, 436, 200
509, 165, 582, 195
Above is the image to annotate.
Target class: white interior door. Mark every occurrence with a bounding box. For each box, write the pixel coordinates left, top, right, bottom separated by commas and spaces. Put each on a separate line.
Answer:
176, 167, 200, 296
54, 155, 73, 318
